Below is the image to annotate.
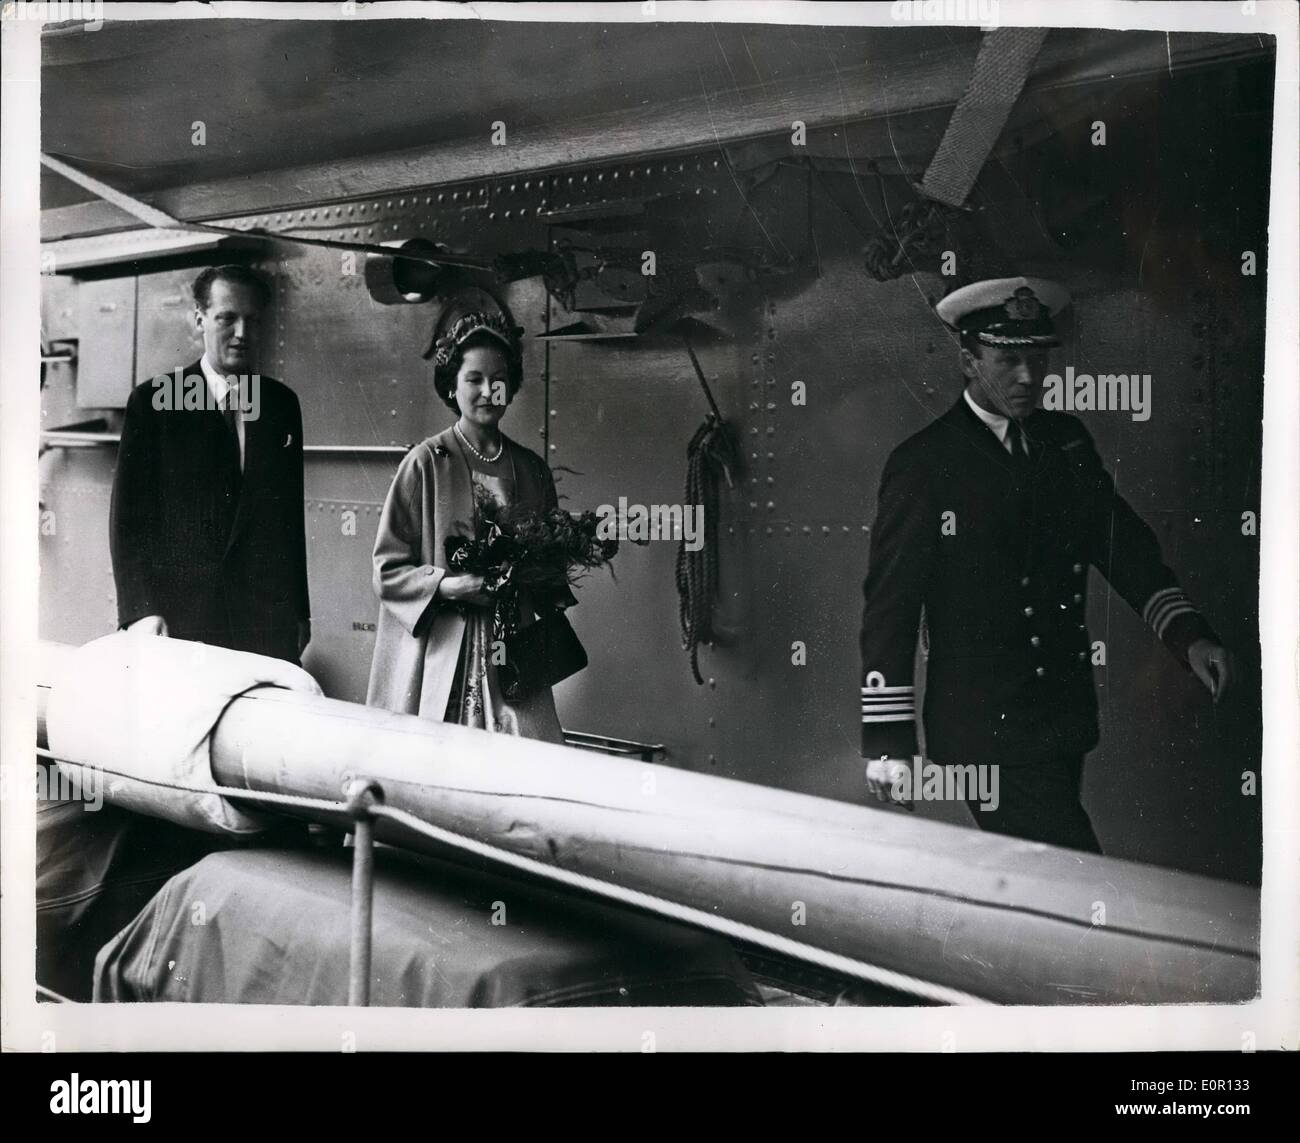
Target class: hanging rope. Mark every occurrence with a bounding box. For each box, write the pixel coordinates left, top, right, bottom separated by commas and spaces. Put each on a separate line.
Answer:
676, 340, 740, 684
862, 198, 956, 282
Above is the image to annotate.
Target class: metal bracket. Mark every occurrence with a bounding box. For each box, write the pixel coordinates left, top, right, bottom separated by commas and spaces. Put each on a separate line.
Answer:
343, 778, 384, 1007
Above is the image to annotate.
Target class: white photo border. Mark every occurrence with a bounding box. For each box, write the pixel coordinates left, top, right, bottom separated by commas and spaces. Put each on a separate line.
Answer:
2, 0, 1296, 1052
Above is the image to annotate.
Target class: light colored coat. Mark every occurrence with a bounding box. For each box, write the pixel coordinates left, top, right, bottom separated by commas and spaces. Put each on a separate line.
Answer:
365, 425, 572, 719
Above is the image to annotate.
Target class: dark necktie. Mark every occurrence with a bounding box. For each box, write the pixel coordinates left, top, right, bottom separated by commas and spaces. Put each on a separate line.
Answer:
1006, 418, 1029, 468
220, 392, 242, 477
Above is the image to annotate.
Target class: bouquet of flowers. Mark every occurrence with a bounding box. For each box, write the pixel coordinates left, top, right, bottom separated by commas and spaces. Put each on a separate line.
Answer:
445, 494, 621, 698
447, 491, 617, 620
448, 494, 618, 591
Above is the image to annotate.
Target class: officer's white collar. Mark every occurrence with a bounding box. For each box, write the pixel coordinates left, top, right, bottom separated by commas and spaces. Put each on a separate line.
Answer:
963, 386, 1011, 446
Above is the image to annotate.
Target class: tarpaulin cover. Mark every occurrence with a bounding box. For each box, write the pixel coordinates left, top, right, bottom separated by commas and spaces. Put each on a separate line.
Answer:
37, 794, 224, 1002
93, 846, 763, 1007
46, 633, 323, 835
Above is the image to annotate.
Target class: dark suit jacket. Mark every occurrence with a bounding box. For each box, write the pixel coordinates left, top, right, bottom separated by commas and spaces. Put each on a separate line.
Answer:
860, 396, 1216, 765
110, 360, 310, 663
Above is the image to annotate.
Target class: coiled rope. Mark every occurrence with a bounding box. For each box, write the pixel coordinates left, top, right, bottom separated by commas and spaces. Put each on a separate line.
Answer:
676, 341, 740, 685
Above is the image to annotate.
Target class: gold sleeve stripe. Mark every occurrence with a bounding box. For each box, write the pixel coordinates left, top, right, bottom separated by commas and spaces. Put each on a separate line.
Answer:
1152, 602, 1197, 639
1145, 589, 1197, 636
1142, 586, 1186, 626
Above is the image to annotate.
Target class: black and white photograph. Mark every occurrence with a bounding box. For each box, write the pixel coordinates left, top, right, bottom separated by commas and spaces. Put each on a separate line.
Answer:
2, 0, 1297, 1070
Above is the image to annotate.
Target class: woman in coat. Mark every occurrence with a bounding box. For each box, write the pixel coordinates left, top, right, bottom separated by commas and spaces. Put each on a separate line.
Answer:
364, 311, 575, 741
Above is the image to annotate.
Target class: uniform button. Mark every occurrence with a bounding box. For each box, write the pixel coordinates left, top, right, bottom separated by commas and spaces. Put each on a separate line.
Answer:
1035, 667, 1046, 677
1023, 606, 1034, 618
1078, 623, 1087, 632
1073, 593, 1083, 603
1077, 651, 1087, 661
1020, 576, 1030, 587
1073, 563, 1084, 574
1030, 636, 1041, 647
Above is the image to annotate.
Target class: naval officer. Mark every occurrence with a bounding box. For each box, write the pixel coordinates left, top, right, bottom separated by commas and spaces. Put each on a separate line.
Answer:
858, 277, 1233, 853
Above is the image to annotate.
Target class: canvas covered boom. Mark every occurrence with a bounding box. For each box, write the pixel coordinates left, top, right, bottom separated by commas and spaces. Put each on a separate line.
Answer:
36, 639, 1258, 1006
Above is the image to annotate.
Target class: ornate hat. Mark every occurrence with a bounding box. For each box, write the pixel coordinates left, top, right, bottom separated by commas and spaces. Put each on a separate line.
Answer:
431, 310, 521, 368
934, 276, 1071, 347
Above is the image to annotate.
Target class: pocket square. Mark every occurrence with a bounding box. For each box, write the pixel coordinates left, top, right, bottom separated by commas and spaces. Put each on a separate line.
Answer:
283, 433, 293, 447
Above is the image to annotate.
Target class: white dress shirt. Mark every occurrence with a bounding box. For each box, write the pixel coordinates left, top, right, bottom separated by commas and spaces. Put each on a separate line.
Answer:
200, 353, 246, 471
963, 387, 1025, 456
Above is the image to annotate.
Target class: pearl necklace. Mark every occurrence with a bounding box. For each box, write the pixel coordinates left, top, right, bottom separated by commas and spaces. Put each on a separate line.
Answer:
455, 423, 503, 463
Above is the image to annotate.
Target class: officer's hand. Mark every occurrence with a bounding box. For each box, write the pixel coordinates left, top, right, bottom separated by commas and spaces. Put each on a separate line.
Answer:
865, 757, 914, 809
1188, 639, 1234, 704
127, 614, 168, 637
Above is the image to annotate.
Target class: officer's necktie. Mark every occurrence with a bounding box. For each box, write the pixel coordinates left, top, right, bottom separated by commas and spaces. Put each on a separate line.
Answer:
1006, 418, 1030, 468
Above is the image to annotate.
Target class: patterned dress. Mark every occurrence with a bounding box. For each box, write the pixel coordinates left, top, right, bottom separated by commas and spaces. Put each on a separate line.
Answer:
441, 456, 565, 744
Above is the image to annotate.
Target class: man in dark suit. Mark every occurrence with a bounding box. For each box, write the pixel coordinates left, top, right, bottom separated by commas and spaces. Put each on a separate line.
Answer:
110, 265, 310, 664
859, 277, 1233, 853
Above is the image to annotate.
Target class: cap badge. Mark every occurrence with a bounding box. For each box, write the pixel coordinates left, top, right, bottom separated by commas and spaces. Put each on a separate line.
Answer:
1003, 286, 1045, 322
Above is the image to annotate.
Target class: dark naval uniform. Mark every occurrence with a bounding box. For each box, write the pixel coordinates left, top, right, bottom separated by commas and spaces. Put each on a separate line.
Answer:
859, 279, 1218, 852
